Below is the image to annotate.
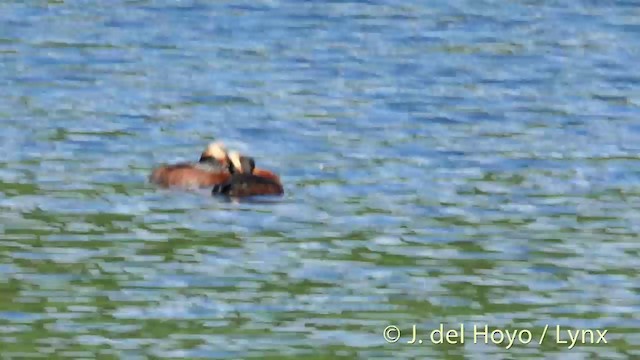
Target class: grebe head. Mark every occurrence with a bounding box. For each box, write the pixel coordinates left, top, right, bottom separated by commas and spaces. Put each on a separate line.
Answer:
229, 151, 256, 174
199, 141, 227, 163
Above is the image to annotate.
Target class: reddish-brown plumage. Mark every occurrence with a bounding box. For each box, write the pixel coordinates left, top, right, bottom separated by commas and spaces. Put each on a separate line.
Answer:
253, 168, 281, 185
212, 173, 284, 197
150, 165, 231, 188
149, 142, 231, 189
212, 152, 284, 197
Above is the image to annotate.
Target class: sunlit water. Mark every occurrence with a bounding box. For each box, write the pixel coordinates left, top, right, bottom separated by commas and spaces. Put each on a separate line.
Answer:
1, 0, 640, 359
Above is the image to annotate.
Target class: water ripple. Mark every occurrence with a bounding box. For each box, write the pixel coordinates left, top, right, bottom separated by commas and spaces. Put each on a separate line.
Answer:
0, 0, 639, 358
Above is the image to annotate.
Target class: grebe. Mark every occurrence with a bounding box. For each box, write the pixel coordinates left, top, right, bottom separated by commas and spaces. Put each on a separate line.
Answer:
212, 151, 284, 197
149, 142, 232, 188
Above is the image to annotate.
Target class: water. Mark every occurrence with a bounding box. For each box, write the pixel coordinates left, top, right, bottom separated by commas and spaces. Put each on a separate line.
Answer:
1, 0, 639, 358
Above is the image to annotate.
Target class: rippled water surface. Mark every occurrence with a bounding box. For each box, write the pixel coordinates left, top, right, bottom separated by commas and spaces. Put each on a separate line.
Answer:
1, 0, 640, 358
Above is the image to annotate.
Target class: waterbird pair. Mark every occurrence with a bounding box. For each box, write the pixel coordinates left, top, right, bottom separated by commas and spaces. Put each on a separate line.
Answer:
149, 142, 284, 197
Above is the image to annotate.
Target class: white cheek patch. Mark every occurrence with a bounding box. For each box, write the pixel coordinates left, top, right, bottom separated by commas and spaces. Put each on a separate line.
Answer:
206, 142, 228, 160
228, 152, 243, 172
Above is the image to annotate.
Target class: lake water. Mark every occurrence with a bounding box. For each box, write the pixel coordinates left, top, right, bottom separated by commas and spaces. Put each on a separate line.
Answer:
1, 0, 639, 359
